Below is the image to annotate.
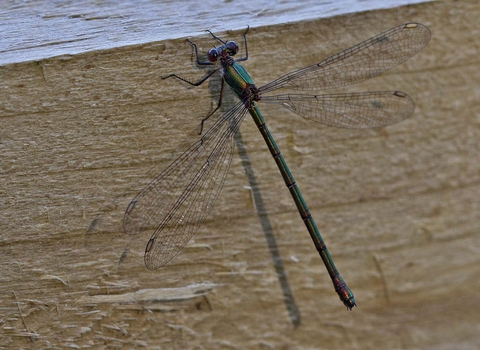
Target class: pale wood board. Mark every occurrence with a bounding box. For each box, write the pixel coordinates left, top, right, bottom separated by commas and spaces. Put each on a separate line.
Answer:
1, 1, 480, 349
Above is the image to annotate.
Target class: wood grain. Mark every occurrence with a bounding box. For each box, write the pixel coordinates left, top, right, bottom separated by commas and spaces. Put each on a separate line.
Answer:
1, 1, 479, 349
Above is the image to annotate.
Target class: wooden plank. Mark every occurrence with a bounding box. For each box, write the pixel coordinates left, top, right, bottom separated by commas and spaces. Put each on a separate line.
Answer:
1, 1, 479, 349
0, 0, 432, 65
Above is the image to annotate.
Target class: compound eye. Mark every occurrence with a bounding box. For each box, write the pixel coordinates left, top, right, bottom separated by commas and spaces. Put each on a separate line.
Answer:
225, 41, 238, 56
208, 48, 219, 62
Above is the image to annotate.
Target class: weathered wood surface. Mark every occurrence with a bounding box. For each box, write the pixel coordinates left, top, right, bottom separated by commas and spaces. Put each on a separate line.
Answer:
1, 1, 479, 349
0, 0, 431, 65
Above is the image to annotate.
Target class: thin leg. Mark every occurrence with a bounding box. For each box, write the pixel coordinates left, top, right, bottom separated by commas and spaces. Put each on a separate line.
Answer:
186, 38, 214, 66
161, 67, 220, 86
206, 30, 226, 45
161, 35, 220, 85
235, 26, 250, 62
163, 67, 225, 135
161, 29, 235, 134
198, 77, 225, 135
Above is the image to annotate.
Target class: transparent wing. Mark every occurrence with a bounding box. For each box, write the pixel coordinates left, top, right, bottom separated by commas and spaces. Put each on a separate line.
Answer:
261, 91, 415, 129
259, 23, 431, 94
123, 102, 248, 269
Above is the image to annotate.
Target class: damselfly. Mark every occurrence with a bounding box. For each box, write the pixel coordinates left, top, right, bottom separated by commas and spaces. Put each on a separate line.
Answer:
123, 23, 430, 309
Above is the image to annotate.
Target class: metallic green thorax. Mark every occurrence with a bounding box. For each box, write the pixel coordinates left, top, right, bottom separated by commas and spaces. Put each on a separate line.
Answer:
223, 63, 255, 98
222, 60, 356, 309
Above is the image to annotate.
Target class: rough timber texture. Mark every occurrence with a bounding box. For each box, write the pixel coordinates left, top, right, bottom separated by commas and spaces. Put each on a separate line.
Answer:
1, 1, 479, 349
